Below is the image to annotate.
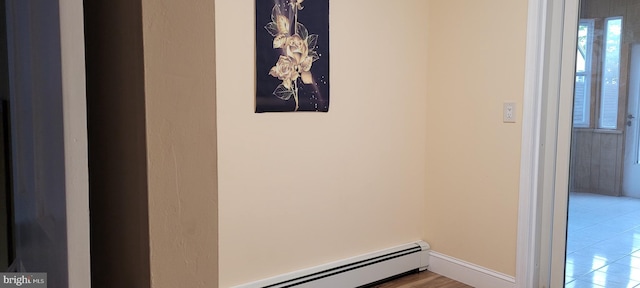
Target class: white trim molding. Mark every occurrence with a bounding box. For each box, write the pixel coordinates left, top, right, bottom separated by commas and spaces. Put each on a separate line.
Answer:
516, 0, 549, 287
428, 251, 515, 288
59, 0, 92, 287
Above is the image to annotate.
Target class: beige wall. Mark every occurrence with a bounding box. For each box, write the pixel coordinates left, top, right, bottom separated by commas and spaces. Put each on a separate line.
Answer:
99, 0, 529, 285
215, 0, 429, 286
424, 0, 528, 276
141, 0, 218, 287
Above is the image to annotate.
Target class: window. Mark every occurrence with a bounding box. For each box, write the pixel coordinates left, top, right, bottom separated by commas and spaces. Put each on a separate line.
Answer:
599, 17, 623, 129
574, 20, 594, 128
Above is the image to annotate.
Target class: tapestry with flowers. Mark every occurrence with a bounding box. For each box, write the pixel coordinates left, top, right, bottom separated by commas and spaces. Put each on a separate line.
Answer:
255, 0, 329, 113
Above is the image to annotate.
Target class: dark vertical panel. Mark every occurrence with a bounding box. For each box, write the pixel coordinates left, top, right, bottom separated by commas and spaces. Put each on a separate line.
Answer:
571, 131, 593, 192
590, 132, 602, 192
569, 130, 578, 192
0, 0, 11, 270
0, 0, 7, 102
84, 0, 151, 287
598, 133, 618, 195
0, 101, 11, 270
615, 134, 624, 195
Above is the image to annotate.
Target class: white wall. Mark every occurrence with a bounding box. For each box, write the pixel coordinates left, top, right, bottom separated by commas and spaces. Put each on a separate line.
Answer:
215, 0, 429, 286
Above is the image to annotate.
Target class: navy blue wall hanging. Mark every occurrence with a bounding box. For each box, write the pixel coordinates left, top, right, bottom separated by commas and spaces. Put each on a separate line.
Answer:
255, 0, 329, 113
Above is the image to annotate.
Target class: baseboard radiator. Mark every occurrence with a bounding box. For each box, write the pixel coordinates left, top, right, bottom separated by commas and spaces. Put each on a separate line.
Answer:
234, 241, 430, 288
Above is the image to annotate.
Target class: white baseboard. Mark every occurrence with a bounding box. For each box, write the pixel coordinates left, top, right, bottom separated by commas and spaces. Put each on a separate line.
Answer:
233, 241, 430, 288
428, 251, 516, 288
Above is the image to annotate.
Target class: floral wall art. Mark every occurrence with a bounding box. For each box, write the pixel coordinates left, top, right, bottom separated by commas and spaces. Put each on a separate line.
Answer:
256, 0, 329, 113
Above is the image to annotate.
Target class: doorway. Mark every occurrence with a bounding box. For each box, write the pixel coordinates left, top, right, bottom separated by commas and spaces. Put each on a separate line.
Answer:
565, 0, 640, 286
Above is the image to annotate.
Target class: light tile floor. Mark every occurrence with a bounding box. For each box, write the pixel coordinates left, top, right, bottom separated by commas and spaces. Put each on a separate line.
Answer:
566, 192, 640, 288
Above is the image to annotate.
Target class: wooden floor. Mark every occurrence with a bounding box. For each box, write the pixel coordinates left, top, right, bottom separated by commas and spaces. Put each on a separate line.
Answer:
369, 271, 473, 288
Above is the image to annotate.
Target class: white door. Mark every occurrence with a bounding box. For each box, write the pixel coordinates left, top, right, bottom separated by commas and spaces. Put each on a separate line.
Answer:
623, 44, 640, 197
5, 0, 90, 287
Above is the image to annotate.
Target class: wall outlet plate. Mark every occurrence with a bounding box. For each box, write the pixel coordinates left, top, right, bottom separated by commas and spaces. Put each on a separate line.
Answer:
503, 102, 516, 123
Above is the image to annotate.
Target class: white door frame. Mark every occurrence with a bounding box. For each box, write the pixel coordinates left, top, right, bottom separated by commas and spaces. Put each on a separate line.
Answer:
517, 0, 578, 287
59, 0, 91, 286
5, 0, 90, 286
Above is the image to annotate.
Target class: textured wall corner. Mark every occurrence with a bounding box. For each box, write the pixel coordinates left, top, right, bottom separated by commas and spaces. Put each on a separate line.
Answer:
141, 0, 218, 287
85, 0, 151, 287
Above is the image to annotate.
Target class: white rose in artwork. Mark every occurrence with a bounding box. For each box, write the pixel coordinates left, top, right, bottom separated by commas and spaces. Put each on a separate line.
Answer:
285, 35, 314, 84
285, 34, 309, 62
270, 35, 315, 87
269, 55, 299, 89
